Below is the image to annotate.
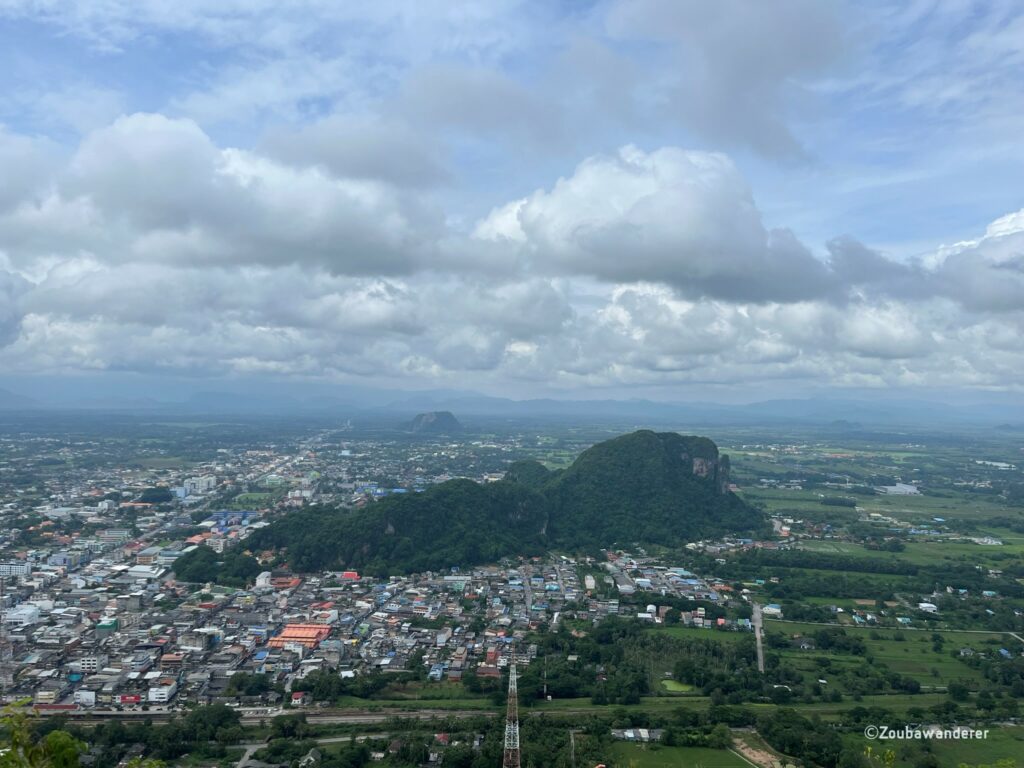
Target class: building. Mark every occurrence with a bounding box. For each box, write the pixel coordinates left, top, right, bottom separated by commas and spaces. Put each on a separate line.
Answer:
148, 679, 178, 703
135, 546, 162, 565
0, 561, 31, 577
75, 653, 109, 673
4, 603, 41, 627
184, 476, 217, 495
268, 624, 331, 650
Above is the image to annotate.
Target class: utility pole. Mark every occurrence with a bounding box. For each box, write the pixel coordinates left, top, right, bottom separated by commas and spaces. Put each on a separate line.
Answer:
502, 644, 521, 768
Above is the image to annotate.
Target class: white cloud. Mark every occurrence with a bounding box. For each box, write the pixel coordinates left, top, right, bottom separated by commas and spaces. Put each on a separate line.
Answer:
3, 113, 443, 275
474, 146, 835, 300
0, 103, 1022, 394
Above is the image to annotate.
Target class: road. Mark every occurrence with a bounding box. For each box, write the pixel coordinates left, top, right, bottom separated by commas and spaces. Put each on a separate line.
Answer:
521, 564, 533, 616
752, 603, 765, 674
236, 733, 393, 767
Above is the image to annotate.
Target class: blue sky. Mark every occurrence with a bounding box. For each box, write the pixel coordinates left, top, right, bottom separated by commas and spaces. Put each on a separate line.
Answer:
0, 1, 1023, 400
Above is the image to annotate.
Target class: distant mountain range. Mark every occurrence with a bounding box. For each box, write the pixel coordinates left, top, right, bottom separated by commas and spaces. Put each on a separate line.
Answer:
1, 377, 1022, 428
240, 430, 763, 575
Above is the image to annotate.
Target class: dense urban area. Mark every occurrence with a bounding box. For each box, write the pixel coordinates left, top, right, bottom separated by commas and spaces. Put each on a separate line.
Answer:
2, 413, 1024, 768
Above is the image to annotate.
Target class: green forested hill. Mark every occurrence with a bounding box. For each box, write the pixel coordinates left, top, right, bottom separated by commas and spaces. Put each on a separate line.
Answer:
543, 430, 757, 548
222, 430, 763, 577
243, 478, 547, 575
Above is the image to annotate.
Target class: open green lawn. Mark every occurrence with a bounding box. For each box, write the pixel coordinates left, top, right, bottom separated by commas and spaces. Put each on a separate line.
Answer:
661, 680, 695, 692
608, 744, 750, 768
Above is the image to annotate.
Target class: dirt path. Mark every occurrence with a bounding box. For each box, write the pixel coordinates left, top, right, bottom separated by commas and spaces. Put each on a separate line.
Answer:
731, 733, 791, 768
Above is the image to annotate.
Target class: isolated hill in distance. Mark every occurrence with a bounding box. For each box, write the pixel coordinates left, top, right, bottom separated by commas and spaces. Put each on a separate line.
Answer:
403, 410, 463, 433
236, 430, 764, 577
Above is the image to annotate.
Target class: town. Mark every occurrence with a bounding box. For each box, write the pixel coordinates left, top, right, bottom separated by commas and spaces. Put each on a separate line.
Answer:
2, 415, 1024, 768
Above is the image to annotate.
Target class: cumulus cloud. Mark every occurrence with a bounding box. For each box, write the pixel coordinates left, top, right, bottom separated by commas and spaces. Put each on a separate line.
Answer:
0, 127, 60, 212
0, 106, 1023, 393
0, 269, 29, 347
3, 113, 443, 275
928, 211, 1024, 312
474, 146, 836, 301
260, 115, 448, 188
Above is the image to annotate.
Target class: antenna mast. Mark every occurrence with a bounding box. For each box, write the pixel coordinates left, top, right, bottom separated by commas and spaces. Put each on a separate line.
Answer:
502, 643, 521, 768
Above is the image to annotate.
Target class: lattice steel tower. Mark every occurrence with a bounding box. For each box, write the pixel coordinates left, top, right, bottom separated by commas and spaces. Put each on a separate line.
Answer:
502, 644, 521, 768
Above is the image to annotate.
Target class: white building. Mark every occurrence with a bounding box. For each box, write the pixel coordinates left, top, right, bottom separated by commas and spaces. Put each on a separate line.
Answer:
0, 562, 31, 577
184, 476, 217, 495
75, 654, 109, 673
148, 679, 178, 703
4, 603, 41, 627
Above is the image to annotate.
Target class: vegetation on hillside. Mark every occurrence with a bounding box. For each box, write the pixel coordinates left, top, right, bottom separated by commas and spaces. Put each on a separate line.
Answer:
244, 431, 764, 576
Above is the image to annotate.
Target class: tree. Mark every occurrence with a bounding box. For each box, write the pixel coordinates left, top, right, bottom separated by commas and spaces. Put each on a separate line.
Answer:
947, 682, 970, 702
0, 706, 86, 768
139, 487, 173, 504
706, 723, 732, 749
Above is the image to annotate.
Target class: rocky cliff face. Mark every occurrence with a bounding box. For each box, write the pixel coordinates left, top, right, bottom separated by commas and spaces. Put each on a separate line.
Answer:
680, 439, 730, 493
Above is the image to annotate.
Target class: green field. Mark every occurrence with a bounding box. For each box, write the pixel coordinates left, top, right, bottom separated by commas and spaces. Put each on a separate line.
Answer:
800, 537, 1024, 569
608, 744, 750, 768
843, 725, 1024, 768
652, 626, 751, 643
660, 680, 695, 692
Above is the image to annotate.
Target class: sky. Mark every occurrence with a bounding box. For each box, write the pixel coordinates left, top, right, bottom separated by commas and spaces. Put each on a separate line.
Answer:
1, 0, 1023, 403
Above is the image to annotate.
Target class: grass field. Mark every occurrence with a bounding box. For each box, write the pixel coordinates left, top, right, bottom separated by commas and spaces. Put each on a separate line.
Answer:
652, 626, 752, 643
842, 725, 1024, 768
608, 744, 750, 768
766, 619, 1010, 690
661, 680, 695, 692
800, 537, 1024, 569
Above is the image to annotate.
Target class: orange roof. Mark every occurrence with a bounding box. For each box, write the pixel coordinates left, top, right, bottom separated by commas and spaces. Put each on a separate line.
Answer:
267, 623, 331, 649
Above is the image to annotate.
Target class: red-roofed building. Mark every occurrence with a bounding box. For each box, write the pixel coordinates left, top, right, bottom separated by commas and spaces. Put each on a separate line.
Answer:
268, 624, 331, 649
270, 576, 302, 590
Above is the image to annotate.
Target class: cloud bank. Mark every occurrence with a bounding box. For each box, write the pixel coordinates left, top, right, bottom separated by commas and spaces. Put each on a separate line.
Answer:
0, 1, 1022, 396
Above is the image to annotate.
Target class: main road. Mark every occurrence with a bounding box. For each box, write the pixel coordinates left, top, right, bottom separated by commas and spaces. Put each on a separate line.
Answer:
752, 603, 765, 674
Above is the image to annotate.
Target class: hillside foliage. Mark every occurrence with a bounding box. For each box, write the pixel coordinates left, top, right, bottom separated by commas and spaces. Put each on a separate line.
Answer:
236, 430, 764, 576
